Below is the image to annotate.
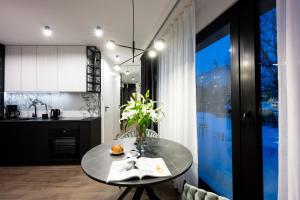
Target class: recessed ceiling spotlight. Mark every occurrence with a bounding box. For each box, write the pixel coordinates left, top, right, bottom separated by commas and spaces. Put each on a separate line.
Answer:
131, 77, 135, 81
125, 70, 130, 76
148, 50, 157, 58
154, 39, 165, 51
115, 55, 120, 62
107, 40, 116, 50
95, 26, 103, 37
114, 65, 121, 71
43, 26, 52, 37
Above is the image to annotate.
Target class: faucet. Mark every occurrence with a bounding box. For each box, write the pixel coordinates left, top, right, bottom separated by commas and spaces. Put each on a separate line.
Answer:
29, 103, 37, 118
29, 98, 39, 118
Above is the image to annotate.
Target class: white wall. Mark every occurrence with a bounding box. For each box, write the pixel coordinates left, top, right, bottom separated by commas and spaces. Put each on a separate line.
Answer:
101, 54, 121, 143
195, 0, 237, 33
150, 0, 237, 44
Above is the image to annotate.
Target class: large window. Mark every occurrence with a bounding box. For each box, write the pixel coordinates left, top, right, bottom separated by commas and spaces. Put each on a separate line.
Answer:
259, 1, 278, 200
196, 25, 232, 199
196, 1, 278, 199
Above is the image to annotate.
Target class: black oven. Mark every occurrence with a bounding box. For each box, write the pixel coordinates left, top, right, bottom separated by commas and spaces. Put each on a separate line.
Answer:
49, 128, 80, 159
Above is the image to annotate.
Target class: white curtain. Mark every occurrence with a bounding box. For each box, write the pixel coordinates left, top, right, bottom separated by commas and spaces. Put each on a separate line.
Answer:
158, 2, 198, 188
277, 0, 300, 199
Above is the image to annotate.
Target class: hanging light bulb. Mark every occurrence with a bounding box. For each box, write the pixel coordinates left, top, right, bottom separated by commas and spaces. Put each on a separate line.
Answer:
125, 70, 130, 76
43, 26, 52, 37
106, 40, 116, 50
114, 65, 121, 71
148, 50, 157, 58
154, 39, 165, 51
95, 26, 103, 37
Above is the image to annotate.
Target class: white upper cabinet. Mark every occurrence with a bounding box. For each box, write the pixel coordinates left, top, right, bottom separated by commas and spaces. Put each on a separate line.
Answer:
58, 46, 86, 92
5, 45, 87, 92
5, 46, 21, 91
36, 46, 58, 92
21, 46, 37, 91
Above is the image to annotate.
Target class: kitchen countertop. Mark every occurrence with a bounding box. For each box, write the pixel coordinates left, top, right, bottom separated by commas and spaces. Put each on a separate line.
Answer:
0, 116, 100, 123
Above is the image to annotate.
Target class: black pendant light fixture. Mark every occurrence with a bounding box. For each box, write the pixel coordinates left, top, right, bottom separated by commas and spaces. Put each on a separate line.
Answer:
107, 0, 166, 69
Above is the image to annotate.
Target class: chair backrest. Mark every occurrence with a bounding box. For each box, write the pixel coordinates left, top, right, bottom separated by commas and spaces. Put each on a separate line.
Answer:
116, 129, 159, 139
181, 183, 229, 200
145, 129, 159, 138
117, 131, 135, 139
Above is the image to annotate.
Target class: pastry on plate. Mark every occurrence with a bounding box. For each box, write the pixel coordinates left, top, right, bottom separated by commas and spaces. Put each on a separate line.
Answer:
111, 144, 124, 154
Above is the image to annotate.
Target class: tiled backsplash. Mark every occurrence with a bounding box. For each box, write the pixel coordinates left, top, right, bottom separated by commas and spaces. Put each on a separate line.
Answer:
4, 92, 100, 118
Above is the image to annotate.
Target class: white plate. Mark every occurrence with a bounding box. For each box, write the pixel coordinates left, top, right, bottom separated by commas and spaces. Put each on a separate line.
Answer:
109, 149, 124, 155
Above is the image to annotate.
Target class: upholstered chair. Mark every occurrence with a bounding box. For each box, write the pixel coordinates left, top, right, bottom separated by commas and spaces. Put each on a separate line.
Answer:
181, 183, 230, 200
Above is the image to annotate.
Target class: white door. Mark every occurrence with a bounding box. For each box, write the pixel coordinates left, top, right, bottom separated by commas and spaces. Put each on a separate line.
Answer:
58, 46, 86, 92
5, 46, 21, 91
37, 46, 58, 91
101, 59, 120, 143
21, 46, 37, 91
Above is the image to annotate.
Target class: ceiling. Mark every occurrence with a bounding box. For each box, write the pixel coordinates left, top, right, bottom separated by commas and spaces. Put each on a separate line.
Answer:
0, 0, 176, 68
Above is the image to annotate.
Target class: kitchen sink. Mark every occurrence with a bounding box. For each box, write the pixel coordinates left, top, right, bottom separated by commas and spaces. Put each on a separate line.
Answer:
6, 117, 33, 121
17, 118, 32, 120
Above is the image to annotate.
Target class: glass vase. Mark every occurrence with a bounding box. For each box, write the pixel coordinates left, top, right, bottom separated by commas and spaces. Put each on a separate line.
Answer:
135, 125, 146, 153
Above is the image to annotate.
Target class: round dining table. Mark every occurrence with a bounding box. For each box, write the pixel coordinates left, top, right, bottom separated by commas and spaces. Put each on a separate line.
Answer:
81, 137, 193, 200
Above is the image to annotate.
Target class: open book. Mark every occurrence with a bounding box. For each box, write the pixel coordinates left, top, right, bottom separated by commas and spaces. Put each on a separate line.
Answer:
107, 157, 172, 183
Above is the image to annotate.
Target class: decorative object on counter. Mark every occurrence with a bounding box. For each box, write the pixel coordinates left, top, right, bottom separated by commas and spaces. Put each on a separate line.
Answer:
80, 93, 100, 117
29, 98, 49, 119
120, 90, 164, 153
50, 109, 61, 120
40, 101, 48, 119
29, 98, 39, 118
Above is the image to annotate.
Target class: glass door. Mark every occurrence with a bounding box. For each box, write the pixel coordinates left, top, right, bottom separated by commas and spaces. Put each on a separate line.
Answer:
196, 1, 279, 199
259, 0, 278, 199
196, 23, 233, 199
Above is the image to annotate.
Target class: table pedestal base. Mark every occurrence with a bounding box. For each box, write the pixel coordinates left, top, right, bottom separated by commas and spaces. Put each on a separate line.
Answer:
118, 186, 160, 200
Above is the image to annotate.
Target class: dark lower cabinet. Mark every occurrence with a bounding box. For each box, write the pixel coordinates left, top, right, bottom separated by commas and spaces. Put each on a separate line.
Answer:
0, 117, 101, 165
0, 123, 48, 163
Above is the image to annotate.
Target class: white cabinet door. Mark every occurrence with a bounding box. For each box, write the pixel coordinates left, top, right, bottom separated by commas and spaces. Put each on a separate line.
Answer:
21, 46, 37, 91
58, 46, 86, 92
37, 46, 58, 91
5, 46, 21, 91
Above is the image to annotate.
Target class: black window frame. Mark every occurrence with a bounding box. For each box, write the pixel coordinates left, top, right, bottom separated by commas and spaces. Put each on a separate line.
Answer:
195, 0, 265, 199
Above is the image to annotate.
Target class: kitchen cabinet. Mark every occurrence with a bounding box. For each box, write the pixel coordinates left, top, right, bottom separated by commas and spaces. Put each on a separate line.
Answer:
5, 46, 21, 91
0, 117, 101, 165
58, 46, 86, 92
4, 45, 88, 92
0, 122, 49, 163
21, 46, 37, 91
37, 46, 58, 91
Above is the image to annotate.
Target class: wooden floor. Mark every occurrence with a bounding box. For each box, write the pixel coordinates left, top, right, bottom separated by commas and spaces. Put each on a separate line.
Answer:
0, 165, 179, 200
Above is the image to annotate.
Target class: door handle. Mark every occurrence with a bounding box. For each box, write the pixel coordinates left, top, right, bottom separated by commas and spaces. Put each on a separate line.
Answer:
105, 106, 110, 112
242, 111, 252, 121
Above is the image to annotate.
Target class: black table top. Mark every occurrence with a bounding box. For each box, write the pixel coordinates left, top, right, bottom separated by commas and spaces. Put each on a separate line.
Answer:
81, 137, 193, 187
